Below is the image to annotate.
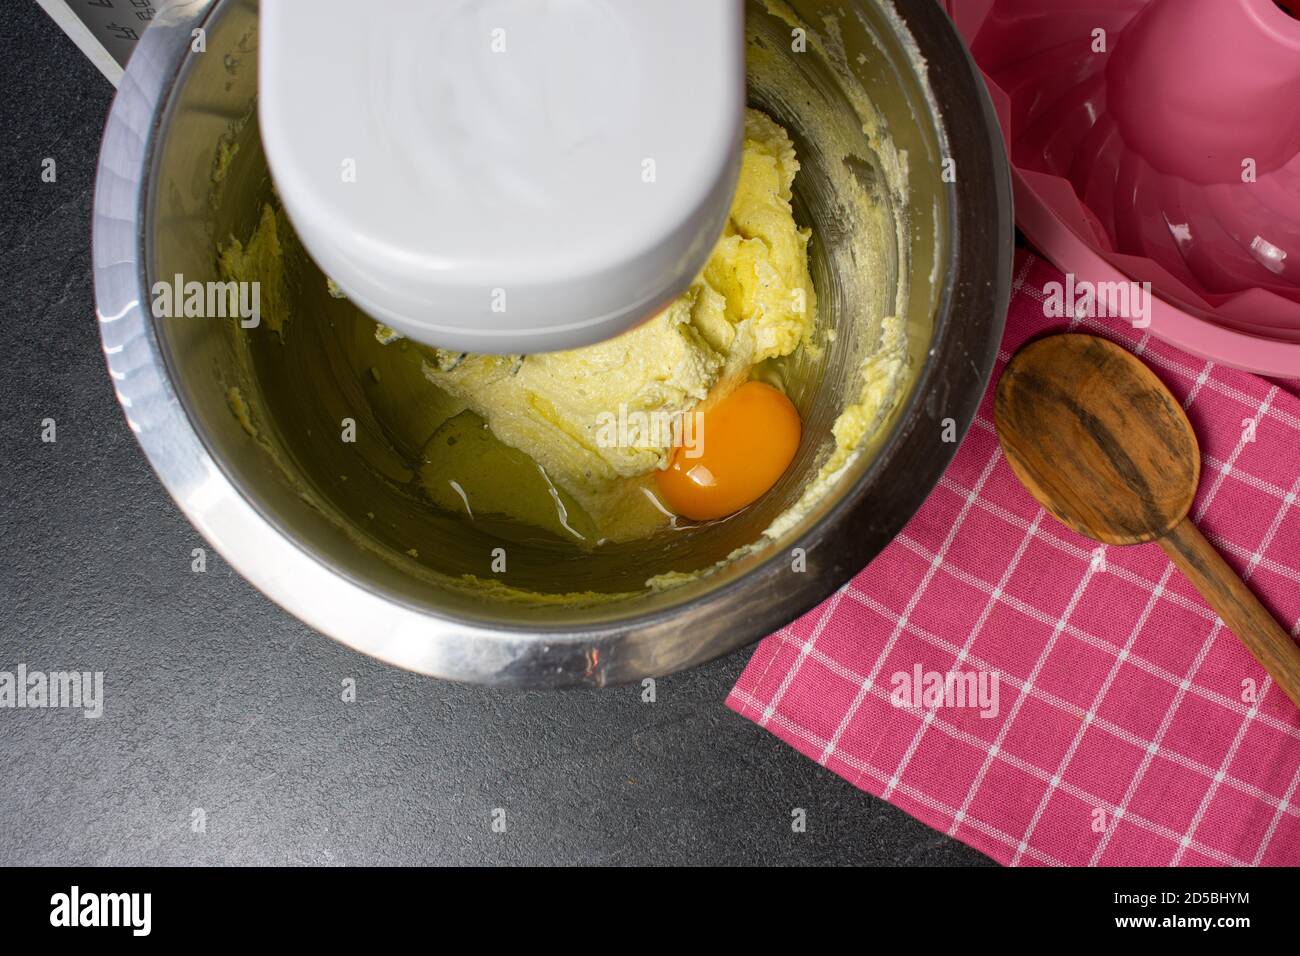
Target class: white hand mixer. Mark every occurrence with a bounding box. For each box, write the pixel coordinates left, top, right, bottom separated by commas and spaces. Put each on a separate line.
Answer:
259, 0, 746, 354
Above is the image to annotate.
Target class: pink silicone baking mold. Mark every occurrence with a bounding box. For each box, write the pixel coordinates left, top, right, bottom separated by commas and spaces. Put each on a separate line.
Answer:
944, 0, 1300, 375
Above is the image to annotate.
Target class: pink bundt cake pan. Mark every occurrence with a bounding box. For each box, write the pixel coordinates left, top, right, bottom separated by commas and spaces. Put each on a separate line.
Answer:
944, 0, 1300, 375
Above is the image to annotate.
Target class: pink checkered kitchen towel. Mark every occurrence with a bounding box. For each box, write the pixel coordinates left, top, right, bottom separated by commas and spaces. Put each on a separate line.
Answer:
730, 251, 1300, 867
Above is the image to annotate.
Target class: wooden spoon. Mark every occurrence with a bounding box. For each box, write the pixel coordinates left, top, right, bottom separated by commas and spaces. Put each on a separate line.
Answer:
994, 333, 1300, 709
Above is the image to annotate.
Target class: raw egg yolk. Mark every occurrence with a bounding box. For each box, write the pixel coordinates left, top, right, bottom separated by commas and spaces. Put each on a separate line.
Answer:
655, 380, 801, 521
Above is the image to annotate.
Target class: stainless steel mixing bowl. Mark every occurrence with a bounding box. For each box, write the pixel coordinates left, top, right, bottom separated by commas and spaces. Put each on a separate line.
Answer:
94, 0, 1012, 685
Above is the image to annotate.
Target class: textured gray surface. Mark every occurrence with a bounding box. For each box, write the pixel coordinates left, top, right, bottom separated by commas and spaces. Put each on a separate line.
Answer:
0, 9, 991, 866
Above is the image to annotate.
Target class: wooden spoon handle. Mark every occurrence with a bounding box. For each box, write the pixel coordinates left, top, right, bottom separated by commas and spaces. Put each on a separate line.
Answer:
1159, 517, 1300, 709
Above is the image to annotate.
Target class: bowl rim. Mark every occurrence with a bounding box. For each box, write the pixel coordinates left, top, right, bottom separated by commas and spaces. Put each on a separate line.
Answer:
92, 0, 1013, 686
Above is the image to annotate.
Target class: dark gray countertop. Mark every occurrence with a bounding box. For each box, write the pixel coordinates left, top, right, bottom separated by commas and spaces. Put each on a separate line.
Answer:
0, 9, 990, 866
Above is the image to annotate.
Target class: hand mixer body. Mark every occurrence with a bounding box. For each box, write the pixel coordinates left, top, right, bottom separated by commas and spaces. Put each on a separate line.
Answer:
259, 0, 746, 354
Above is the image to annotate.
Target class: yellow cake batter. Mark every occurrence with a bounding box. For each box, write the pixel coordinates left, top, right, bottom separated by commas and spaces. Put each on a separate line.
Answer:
392, 108, 816, 543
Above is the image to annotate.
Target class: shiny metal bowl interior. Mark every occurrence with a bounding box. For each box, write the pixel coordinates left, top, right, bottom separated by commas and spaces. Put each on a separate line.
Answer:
98, 0, 1010, 684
